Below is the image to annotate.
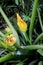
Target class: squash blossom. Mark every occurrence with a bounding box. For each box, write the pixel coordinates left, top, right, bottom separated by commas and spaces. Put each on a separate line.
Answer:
5, 34, 16, 46
5, 26, 11, 33
16, 13, 27, 32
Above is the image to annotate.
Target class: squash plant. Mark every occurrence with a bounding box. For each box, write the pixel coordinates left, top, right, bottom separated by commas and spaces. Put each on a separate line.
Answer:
0, 0, 43, 65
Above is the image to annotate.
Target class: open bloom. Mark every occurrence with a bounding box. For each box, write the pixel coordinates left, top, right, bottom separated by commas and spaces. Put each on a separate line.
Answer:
5, 34, 16, 46
16, 13, 27, 32
5, 26, 11, 33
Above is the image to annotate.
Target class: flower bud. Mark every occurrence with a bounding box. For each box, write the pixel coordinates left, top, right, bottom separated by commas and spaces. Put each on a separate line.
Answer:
5, 34, 16, 46
5, 27, 11, 33
16, 13, 27, 32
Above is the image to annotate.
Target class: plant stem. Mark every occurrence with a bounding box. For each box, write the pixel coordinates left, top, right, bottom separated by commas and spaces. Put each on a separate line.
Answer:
37, 9, 43, 32
21, 45, 43, 50
0, 52, 14, 63
34, 33, 43, 44
0, 40, 16, 51
22, 32, 32, 45
0, 31, 4, 37
0, 41, 7, 48
0, 7, 20, 48
29, 0, 38, 41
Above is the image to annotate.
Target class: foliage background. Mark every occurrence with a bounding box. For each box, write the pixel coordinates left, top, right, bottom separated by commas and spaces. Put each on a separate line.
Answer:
0, 0, 43, 65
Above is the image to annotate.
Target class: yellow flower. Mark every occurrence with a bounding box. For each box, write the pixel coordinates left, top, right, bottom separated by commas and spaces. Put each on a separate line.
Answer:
16, 13, 27, 32
5, 27, 11, 33
5, 34, 16, 46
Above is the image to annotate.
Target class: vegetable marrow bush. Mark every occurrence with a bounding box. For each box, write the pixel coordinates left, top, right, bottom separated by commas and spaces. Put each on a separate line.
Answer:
0, 0, 43, 65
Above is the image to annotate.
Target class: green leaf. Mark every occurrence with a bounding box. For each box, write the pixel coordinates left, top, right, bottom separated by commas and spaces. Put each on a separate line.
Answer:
22, 15, 30, 21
